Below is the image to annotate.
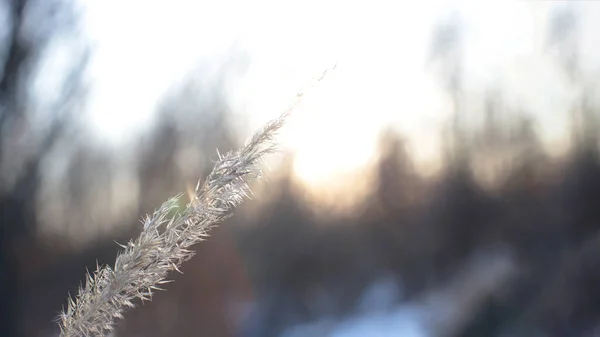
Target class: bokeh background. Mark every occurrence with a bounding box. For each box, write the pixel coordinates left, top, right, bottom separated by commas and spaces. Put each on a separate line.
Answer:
3, 0, 600, 336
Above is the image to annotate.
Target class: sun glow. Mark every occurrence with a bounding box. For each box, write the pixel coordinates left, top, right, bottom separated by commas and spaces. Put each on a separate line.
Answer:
229, 0, 457, 195
77, 0, 600, 196
231, 0, 587, 194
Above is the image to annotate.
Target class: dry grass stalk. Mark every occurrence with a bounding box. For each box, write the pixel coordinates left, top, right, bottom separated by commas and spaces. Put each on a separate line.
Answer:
56, 65, 335, 337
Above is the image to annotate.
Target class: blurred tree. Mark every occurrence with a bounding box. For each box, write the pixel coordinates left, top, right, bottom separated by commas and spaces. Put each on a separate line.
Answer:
0, 1, 41, 335
546, 3, 600, 246
429, 13, 468, 168
0, 0, 88, 335
547, 4, 599, 153
547, 5, 579, 84
365, 130, 425, 294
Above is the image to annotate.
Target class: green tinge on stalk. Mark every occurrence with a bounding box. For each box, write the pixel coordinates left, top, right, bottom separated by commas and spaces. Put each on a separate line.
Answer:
57, 65, 335, 337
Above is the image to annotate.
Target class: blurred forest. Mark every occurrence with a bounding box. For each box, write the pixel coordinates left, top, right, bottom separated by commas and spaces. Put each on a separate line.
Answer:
2, 1, 600, 337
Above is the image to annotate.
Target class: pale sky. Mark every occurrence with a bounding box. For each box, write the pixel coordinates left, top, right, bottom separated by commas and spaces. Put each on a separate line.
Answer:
70, 0, 600, 189
18, 0, 600, 251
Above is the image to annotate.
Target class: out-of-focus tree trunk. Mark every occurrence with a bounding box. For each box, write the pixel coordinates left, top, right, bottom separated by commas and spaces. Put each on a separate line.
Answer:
0, 1, 30, 335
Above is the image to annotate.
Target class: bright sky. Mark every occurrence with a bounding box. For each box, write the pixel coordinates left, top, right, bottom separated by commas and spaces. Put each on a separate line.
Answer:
74, 0, 600, 196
